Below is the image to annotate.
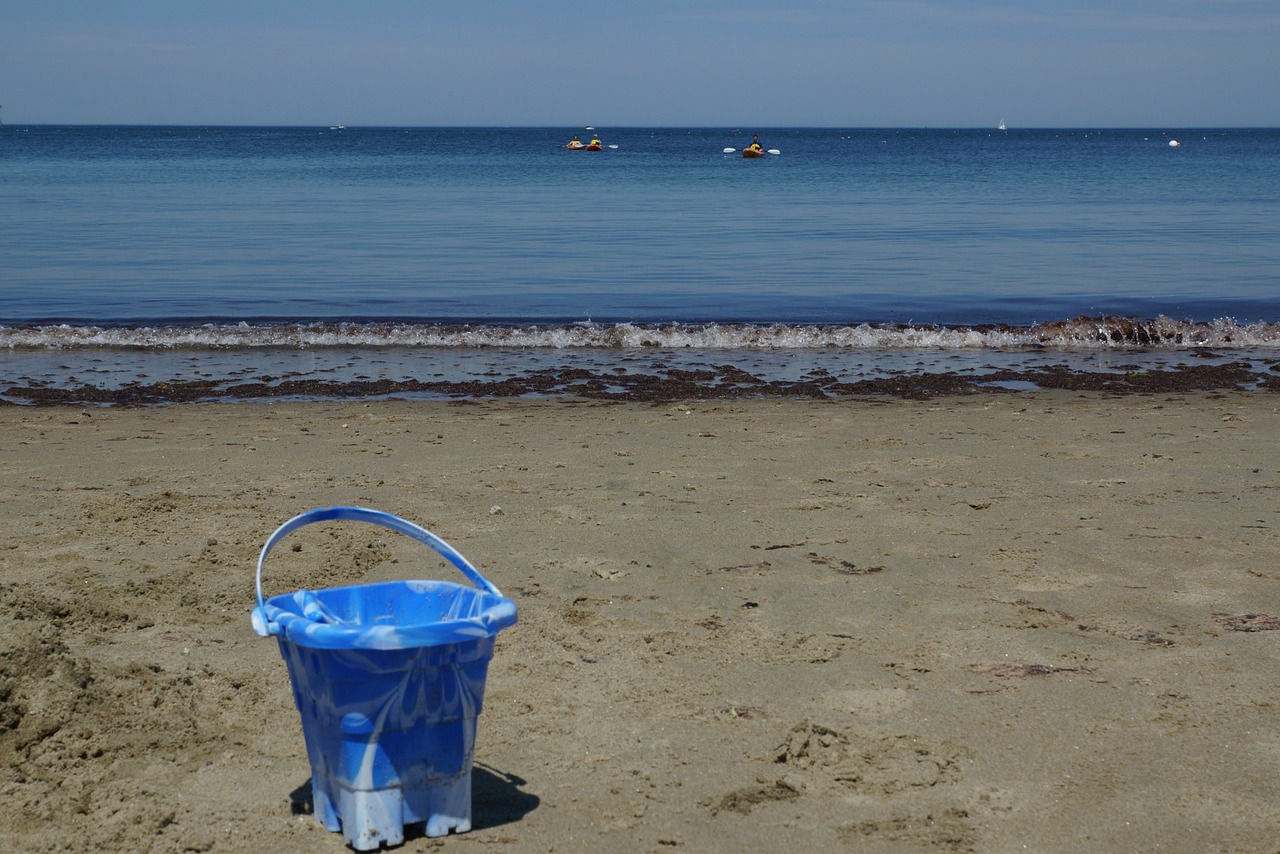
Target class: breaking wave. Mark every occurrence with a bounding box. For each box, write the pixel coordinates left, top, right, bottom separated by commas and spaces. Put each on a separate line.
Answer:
4, 316, 1280, 351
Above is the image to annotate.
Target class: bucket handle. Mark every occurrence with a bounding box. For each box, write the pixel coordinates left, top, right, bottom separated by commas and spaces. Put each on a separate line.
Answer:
253, 506, 502, 637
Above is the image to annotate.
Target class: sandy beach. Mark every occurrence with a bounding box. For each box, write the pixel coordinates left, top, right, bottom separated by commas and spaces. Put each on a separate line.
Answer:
3, 392, 1279, 853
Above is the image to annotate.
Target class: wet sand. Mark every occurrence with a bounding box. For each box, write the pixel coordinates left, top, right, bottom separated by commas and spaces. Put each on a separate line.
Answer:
3, 393, 1279, 852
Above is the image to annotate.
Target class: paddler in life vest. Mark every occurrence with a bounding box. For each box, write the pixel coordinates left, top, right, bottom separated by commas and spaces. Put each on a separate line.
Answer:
746, 134, 763, 154
567, 135, 584, 150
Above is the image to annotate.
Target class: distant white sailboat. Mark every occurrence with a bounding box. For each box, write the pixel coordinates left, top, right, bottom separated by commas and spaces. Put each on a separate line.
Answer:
998, 119, 1007, 131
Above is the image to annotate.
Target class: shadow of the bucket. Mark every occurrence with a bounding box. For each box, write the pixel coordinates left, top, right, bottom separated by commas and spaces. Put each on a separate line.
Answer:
288, 763, 540, 834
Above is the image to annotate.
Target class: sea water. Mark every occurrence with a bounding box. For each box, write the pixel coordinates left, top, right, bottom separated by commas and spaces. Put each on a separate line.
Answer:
2, 126, 1278, 401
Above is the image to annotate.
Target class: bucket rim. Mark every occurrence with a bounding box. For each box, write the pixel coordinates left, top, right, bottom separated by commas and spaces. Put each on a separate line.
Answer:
262, 579, 516, 649
260, 588, 516, 650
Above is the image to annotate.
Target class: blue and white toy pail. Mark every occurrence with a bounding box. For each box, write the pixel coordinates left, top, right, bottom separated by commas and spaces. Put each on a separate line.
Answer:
252, 507, 517, 851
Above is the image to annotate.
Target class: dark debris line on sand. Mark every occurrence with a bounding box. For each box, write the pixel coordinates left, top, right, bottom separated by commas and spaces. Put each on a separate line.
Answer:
3, 362, 1278, 406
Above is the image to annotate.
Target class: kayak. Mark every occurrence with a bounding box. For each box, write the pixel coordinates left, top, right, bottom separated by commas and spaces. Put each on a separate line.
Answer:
566, 142, 586, 150
742, 147, 764, 158
585, 143, 603, 151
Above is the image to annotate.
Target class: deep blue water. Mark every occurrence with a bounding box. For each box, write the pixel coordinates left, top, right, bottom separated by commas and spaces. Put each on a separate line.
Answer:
5, 125, 1279, 325
2, 125, 1279, 398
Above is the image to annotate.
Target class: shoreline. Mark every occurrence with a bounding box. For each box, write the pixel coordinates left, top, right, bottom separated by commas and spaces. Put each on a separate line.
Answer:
4, 360, 1279, 405
3, 393, 1279, 851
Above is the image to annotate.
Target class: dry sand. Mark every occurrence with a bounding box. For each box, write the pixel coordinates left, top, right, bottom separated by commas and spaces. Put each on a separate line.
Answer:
2, 393, 1279, 853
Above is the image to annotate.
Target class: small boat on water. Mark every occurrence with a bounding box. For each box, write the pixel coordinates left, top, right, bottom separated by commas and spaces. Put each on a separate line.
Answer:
585, 141, 603, 151
739, 134, 769, 157
722, 144, 779, 157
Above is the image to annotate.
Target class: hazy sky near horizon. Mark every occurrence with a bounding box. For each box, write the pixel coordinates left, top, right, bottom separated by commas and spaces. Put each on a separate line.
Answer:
3, 1, 1277, 127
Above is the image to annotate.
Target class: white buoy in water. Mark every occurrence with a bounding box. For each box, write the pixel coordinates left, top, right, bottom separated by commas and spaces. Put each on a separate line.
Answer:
1169, 139, 1181, 147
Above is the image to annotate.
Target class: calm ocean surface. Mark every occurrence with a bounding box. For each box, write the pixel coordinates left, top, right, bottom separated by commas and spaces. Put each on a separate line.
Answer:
2, 125, 1279, 401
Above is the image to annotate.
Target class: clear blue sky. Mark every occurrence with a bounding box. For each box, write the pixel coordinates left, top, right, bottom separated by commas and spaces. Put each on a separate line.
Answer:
3, 0, 1277, 127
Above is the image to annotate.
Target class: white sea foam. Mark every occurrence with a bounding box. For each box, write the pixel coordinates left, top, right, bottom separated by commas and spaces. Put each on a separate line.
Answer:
4, 317, 1280, 352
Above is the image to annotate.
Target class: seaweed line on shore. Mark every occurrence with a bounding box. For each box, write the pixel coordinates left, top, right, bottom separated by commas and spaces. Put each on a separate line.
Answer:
4, 361, 1278, 406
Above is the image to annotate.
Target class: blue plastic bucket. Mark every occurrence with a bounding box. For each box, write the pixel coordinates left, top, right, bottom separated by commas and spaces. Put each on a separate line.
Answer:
252, 507, 517, 850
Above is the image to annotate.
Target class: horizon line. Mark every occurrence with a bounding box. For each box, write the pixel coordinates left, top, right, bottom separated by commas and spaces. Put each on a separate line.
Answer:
4, 123, 1277, 131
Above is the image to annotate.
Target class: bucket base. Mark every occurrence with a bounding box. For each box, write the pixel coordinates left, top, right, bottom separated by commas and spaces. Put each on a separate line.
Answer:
281, 639, 490, 851
316, 770, 472, 850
